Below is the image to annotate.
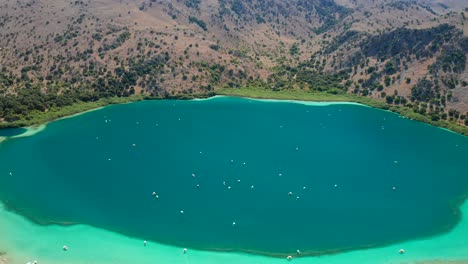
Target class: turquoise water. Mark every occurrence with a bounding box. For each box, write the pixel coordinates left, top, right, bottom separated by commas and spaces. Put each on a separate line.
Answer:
0, 97, 467, 257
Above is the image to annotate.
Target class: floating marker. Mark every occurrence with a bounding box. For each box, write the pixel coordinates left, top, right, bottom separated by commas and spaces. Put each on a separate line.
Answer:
63, 246, 68, 251
288, 192, 293, 196
183, 248, 187, 254
144, 241, 147, 246
180, 210, 184, 214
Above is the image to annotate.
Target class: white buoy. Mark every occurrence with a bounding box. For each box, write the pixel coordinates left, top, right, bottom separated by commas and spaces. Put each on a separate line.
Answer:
288, 192, 293, 196
334, 184, 338, 188
180, 210, 184, 214
223, 181, 226, 186
228, 186, 231, 190
296, 196, 300, 200
232, 221, 236, 226
303, 186, 306, 190
63, 245, 68, 251
152, 192, 157, 196
237, 179, 241, 183
295, 147, 299, 151
144, 240, 147, 246
394, 160, 398, 164
399, 249, 405, 254
392, 187, 396, 190
9, 172, 12, 176
192, 173, 196, 177
287, 255, 293, 260
196, 184, 200, 188
296, 249, 301, 254
278, 173, 282, 176
183, 248, 187, 254
108, 158, 112, 161
243, 162, 246, 165
251, 185, 255, 189
132, 144, 136, 147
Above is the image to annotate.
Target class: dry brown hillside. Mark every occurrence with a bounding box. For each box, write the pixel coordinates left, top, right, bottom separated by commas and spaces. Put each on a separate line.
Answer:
0, 0, 467, 126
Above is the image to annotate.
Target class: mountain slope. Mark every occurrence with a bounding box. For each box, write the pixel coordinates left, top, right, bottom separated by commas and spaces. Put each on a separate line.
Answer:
0, 0, 467, 127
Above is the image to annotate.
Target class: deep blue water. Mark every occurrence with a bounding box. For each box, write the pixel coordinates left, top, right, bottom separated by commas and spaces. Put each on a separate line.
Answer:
0, 127, 26, 137
0, 97, 467, 256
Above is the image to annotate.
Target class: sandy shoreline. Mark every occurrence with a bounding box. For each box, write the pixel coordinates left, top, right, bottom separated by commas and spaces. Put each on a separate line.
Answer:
0, 199, 467, 264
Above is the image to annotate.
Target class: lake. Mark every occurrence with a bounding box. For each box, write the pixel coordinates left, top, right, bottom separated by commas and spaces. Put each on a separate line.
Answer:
0, 96, 467, 257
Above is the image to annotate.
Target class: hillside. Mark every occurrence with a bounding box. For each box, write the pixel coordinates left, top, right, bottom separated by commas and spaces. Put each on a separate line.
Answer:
0, 0, 467, 128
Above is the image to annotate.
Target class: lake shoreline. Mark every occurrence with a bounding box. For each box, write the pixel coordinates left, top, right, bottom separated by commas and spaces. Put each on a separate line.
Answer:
1, 199, 468, 264
0, 89, 466, 137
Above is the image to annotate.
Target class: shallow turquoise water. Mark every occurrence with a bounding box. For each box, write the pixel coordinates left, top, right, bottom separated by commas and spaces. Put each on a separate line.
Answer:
0, 97, 467, 256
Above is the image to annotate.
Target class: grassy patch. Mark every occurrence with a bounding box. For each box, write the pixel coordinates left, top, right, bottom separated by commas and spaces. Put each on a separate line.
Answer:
217, 86, 387, 107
